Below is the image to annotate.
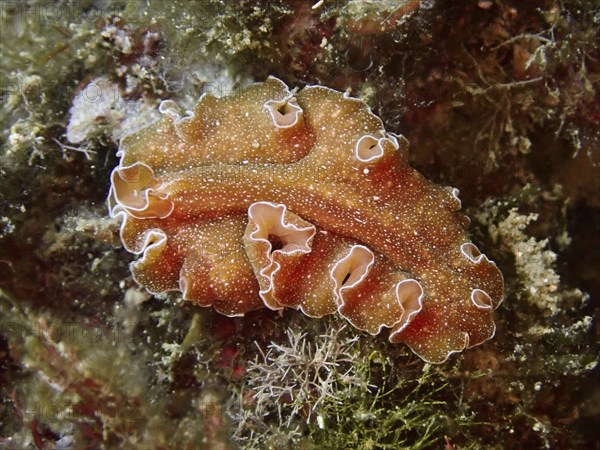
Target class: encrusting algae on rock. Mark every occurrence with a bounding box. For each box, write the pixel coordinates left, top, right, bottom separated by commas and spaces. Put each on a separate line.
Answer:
108, 77, 504, 363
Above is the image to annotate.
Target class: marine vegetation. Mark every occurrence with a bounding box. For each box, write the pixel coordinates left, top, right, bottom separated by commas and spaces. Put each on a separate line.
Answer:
0, 1, 598, 449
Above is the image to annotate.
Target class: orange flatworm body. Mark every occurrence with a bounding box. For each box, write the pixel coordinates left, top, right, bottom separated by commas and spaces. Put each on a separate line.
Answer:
109, 77, 504, 363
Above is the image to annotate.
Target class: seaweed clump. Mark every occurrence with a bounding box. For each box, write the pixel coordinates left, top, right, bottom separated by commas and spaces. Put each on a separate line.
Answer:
229, 319, 448, 449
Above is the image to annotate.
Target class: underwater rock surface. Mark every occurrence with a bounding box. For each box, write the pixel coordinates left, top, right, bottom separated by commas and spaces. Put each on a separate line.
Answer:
0, 1, 598, 449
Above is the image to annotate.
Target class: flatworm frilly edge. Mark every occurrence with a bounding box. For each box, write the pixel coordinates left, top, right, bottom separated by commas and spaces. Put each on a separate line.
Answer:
108, 76, 504, 364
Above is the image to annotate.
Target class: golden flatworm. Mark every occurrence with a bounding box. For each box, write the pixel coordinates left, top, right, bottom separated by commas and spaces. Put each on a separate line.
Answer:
108, 76, 504, 363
